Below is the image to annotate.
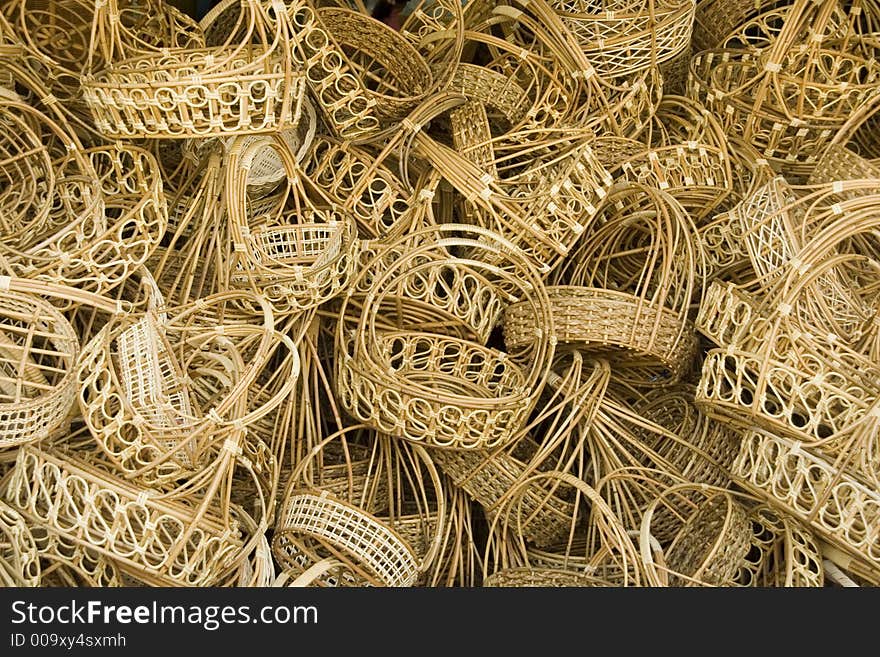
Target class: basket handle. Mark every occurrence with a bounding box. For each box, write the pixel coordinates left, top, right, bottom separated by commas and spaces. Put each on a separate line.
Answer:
274, 558, 348, 587
827, 89, 880, 150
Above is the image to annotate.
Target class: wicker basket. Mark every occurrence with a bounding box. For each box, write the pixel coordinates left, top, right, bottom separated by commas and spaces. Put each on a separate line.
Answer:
0, 499, 40, 586
223, 132, 359, 316
519, 183, 704, 386
29, 526, 122, 587
731, 428, 880, 582
336, 224, 555, 450
640, 483, 752, 586
286, 0, 461, 143
77, 289, 298, 489
550, 0, 696, 80
300, 134, 436, 239
0, 289, 79, 449
273, 489, 420, 587
4, 439, 255, 586
735, 504, 824, 587
687, 45, 880, 181
82, 0, 306, 139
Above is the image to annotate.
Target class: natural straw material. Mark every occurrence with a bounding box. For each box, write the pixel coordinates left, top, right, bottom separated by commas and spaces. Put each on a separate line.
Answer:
82, 0, 306, 139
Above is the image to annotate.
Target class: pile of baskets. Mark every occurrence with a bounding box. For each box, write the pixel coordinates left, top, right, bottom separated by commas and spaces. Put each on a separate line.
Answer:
0, 0, 877, 587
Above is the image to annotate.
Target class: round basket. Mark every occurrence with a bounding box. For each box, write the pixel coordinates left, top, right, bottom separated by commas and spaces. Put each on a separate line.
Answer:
77, 289, 297, 489
413, 130, 615, 274
506, 286, 699, 386
0, 289, 79, 449
273, 490, 420, 587
286, 0, 461, 143
535, 183, 704, 386
634, 385, 741, 488
9, 144, 168, 300
223, 132, 359, 317
687, 44, 880, 181
82, 0, 306, 139
550, 0, 696, 80
617, 95, 734, 224
640, 484, 752, 586
0, 499, 40, 586
336, 224, 555, 450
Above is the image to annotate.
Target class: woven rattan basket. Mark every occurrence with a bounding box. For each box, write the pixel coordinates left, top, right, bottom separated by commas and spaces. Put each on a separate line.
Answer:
336, 224, 555, 450
0, 289, 79, 448
550, 0, 696, 80
82, 0, 306, 139
4, 437, 256, 586
731, 428, 880, 581
640, 483, 752, 586
77, 288, 298, 489
735, 504, 824, 587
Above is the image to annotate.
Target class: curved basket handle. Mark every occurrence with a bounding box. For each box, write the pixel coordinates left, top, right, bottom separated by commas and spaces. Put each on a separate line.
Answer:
274, 558, 347, 587
828, 90, 880, 150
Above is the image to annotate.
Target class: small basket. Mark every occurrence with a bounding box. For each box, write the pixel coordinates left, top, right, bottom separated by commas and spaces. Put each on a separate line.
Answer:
640, 484, 752, 586
286, 0, 461, 142
234, 96, 317, 199
634, 386, 741, 488
82, 0, 306, 139
550, 0, 696, 80
535, 183, 704, 386
731, 428, 880, 581
301, 134, 435, 239
4, 439, 253, 586
273, 490, 420, 587
0, 290, 79, 449
687, 45, 880, 181
223, 132, 359, 317
336, 224, 555, 450
77, 288, 297, 489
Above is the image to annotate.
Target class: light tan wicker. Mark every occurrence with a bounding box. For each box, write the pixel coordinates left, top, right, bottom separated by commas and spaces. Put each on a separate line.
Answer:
0, 289, 79, 449
550, 0, 696, 80
510, 183, 704, 386
687, 44, 880, 181
287, 0, 462, 143
4, 439, 255, 586
29, 526, 122, 587
0, 499, 40, 586
82, 0, 306, 139
731, 428, 880, 582
301, 134, 437, 239
336, 224, 555, 450
735, 504, 824, 587
640, 483, 752, 586
77, 288, 298, 490
222, 131, 359, 316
